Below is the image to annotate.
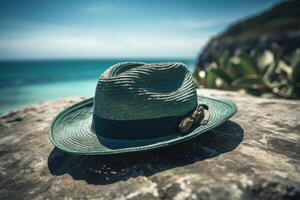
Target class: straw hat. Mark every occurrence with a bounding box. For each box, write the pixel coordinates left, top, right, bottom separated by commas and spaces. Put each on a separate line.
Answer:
49, 62, 237, 155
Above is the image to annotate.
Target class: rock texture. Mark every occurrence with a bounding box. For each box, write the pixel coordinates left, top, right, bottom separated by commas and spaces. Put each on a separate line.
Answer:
197, 0, 300, 68
0, 89, 299, 200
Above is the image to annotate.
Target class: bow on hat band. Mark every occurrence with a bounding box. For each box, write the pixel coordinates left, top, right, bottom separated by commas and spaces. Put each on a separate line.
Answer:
178, 104, 210, 134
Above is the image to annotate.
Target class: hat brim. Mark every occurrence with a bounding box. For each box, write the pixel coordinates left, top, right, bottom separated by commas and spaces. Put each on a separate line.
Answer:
49, 96, 238, 155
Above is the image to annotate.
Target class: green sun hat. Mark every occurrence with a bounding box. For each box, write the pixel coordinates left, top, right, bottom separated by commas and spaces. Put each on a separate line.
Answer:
49, 62, 238, 155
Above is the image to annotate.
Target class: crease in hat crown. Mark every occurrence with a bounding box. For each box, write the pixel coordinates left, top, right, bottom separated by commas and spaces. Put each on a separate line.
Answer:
93, 62, 198, 120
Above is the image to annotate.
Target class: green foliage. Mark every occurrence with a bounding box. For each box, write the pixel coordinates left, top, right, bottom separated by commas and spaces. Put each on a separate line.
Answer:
194, 48, 300, 99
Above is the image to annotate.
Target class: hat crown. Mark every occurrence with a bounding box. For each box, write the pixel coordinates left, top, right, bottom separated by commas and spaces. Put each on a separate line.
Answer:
93, 62, 197, 120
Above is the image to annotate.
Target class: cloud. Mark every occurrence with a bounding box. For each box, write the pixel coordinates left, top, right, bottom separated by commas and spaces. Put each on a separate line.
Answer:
0, 18, 217, 59
0, 32, 209, 59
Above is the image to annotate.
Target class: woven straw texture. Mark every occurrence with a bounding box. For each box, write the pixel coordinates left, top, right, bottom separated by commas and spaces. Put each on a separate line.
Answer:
93, 62, 197, 120
49, 96, 238, 155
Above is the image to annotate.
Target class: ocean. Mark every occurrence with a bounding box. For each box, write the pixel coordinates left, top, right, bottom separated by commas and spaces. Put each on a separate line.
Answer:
0, 58, 195, 115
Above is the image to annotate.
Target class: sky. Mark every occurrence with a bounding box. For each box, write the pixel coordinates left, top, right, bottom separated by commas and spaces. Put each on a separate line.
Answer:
0, 0, 280, 60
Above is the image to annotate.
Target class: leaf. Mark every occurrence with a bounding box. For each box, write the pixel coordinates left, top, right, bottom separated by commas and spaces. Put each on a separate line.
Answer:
205, 70, 217, 88
238, 51, 261, 75
225, 56, 259, 79
292, 61, 300, 85
278, 60, 293, 80
258, 50, 274, 72
289, 49, 300, 68
231, 75, 267, 90
209, 67, 232, 84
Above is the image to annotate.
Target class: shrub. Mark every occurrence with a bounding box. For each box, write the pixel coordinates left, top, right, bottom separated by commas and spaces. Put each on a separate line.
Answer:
194, 48, 300, 99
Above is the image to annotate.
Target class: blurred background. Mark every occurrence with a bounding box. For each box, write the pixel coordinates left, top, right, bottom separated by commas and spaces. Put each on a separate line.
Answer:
0, 0, 299, 115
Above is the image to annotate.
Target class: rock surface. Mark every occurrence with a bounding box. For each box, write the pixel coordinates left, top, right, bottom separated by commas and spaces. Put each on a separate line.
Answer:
0, 89, 299, 200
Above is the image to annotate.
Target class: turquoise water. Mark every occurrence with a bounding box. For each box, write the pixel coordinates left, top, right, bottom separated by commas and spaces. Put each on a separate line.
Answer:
0, 59, 195, 115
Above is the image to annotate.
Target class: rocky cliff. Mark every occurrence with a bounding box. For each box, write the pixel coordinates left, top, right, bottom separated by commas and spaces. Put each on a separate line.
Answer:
197, 0, 300, 68
0, 89, 299, 199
